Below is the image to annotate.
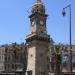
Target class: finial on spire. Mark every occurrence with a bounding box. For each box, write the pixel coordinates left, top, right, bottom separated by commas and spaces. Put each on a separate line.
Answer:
36, 0, 41, 2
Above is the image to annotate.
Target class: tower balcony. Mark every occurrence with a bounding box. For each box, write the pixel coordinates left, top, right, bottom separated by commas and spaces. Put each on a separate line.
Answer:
26, 32, 50, 43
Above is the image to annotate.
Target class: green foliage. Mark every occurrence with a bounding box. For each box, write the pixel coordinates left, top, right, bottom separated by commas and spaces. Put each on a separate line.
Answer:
50, 44, 63, 65
55, 44, 63, 55
10, 42, 21, 51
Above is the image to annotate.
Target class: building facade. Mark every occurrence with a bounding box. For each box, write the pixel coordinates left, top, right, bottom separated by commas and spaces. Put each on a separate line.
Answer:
62, 45, 75, 72
50, 44, 75, 74
0, 43, 27, 75
0, 47, 5, 73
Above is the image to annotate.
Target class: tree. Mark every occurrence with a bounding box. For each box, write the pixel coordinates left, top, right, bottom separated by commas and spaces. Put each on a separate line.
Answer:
54, 44, 63, 75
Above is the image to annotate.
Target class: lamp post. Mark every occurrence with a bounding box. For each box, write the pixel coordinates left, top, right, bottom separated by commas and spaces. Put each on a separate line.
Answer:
62, 4, 72, 72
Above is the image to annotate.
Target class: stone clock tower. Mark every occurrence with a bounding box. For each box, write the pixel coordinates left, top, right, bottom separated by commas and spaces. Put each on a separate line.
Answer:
26, 0, 50, 75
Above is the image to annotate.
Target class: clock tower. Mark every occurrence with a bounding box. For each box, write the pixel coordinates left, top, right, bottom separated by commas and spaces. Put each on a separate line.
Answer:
29, 0, 47, 35
26, 0, 50, 75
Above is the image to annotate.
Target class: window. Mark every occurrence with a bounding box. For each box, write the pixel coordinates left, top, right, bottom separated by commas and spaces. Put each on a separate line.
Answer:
0, 51, 1, 55
0, 66, 3, 70
8, 64, 10, 70
12, 64, 15, 69
8, 56, 10, 61
5, 64, 10, 70
40, 20, 43, 25
31, 21, 35, 26
0, 56, 1, 61
47, 64, 49, 70
5, 56, 7, 61
16, 64, 22, 69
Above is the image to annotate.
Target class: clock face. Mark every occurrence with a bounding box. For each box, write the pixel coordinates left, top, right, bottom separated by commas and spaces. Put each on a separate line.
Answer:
40, 20, 43, 25
32, 21, 35, 26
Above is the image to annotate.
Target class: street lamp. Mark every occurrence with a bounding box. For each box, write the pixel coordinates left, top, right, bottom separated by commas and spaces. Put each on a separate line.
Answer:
62, 4, 72, 72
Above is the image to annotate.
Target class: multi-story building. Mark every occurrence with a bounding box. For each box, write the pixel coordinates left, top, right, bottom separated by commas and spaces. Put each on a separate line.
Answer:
49, 44, 75, 75
0, 43, 27, 75
61, 45, 75, 72
0, 47, 5, 73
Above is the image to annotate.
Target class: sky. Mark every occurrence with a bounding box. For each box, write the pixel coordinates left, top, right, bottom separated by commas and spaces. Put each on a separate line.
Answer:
0, 0, 75, 45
